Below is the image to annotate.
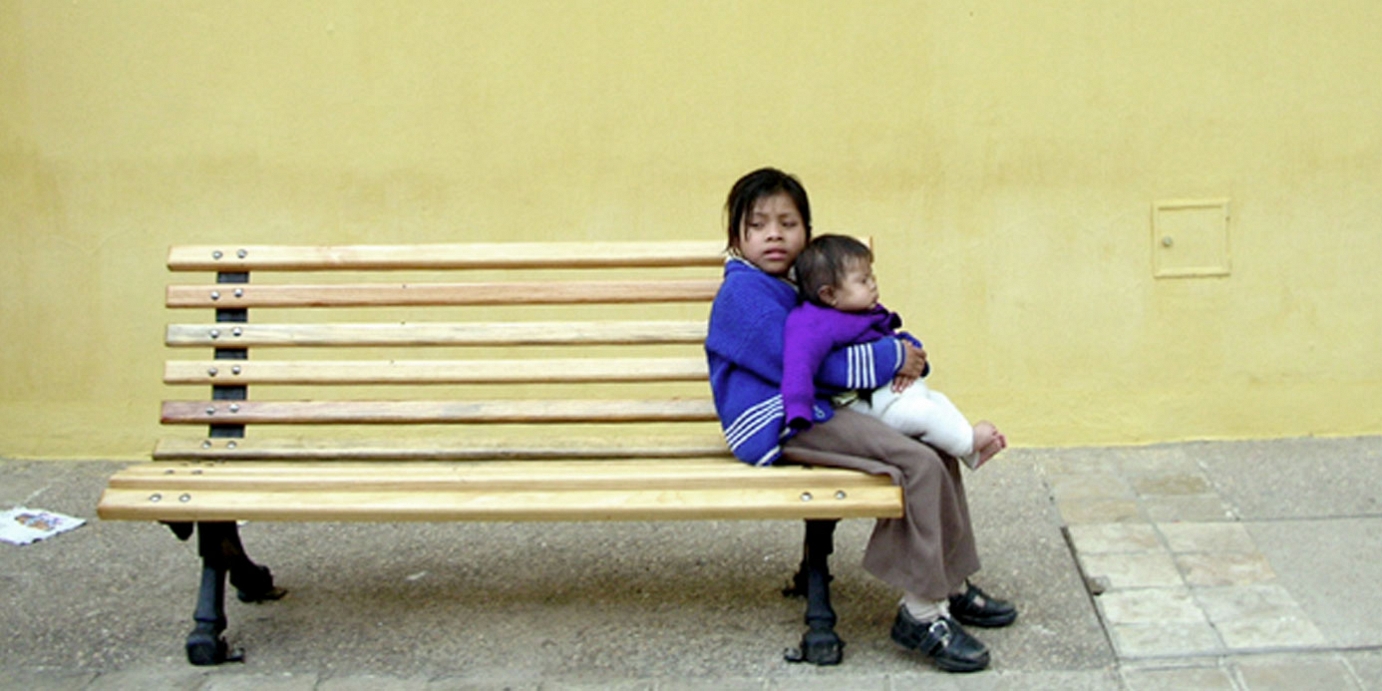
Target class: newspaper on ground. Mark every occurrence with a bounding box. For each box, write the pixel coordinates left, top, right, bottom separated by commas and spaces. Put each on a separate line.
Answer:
0, 507, 87, 546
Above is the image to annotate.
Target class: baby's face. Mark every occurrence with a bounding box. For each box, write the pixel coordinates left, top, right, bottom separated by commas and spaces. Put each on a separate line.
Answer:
828, 260, 879, 312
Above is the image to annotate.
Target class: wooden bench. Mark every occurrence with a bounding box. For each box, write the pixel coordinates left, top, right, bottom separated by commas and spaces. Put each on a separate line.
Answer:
97, 240, 903, 666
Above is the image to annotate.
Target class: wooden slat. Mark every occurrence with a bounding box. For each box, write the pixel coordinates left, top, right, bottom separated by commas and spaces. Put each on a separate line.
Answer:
97, 460, 901, 522
97, 484, 903, 522
169, 241, 729, 272
153, 435, 733, 461
165, 358, 709, 385
165, 320, 708, 347
166, 279, 721, 308
108, 459, 889, 492
161, 399, 719, 425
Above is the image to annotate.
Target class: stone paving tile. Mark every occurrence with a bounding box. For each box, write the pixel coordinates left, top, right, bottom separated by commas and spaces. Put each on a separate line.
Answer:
1079, 552, 1183, 589
1047, 473, 1134, 501
1058, 498, 1143, 524
1139, 494, 1235, 522
657, 678, 767, 691
1159, 523, 1258, 553
320, 673, 433, 690
1344, 650, 1382, 690
764, 674, 889, 690
1236, 653, 1364, 690
0, 670, 96, 691
1195, 585, 1327, 650
1120, 662, 1237, 690
1107, 621, 1224, 658
202, 672, 320, 691
1097, 587, 1206, 625
1177, 552, 1277, 587
85, 665, 207, 690
1067, 523, 1162, 554
1129, 473, 1213, 497
947, 669, 1123, 690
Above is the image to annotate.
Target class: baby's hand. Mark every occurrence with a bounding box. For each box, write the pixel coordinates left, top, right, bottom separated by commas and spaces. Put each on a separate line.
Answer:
891, 372, 918, 393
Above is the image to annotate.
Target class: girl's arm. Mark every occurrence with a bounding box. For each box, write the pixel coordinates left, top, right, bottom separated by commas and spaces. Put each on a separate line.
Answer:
815, 336, 907, 392
705, 273, 792, 383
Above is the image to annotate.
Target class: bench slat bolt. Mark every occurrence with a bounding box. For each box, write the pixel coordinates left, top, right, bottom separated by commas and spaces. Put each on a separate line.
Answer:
210, 291, 220, 301
801, 492, 813, 502
237, 249, 248, 259
207, 367, 218, 377
212, 250, 223, 260
835, 491, 847, 500
149, 493, 162, 502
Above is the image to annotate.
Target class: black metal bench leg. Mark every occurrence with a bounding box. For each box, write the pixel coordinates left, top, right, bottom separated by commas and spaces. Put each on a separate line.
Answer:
783, 519, 844, 665
185, 522, 285, 665
187, 522, 235, 665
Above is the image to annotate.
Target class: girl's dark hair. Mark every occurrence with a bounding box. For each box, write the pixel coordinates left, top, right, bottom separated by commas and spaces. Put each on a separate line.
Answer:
794, 234, 873, 305
723, 167, 812, 252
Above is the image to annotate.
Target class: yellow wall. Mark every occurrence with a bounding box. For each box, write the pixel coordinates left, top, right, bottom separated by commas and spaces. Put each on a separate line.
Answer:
3, 1, 1379, 458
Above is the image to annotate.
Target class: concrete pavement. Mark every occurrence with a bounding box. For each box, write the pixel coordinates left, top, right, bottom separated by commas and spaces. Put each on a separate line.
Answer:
2, 437, 1379, 689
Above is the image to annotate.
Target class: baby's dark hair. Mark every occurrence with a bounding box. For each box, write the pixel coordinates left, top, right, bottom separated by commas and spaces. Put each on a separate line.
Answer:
795, 234, 873, 306
724, 167, 812, 252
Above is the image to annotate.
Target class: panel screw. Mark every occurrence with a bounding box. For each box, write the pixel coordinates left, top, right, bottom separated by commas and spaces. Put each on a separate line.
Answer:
226, 441, 238, 449
231, 365, 242, 375
1161, 235, 1174, 248
237, 249, 248, 259
201, 440, 212, 449
800, 492, 813, 502
212, 250, 223, 260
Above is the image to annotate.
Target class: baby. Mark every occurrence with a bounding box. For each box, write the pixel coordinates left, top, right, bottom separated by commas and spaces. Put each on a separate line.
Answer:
781, 234, 1006, 468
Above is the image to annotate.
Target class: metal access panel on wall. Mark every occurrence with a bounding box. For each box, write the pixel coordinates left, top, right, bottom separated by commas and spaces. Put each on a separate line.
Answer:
1152, 198, 1231, 278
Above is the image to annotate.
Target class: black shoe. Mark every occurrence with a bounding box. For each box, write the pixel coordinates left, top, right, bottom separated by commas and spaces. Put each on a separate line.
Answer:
890, 608, 990, 673
948, 583, 1018, 628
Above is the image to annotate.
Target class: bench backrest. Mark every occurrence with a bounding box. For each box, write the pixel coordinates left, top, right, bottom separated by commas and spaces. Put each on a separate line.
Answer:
158, 242, 733, 463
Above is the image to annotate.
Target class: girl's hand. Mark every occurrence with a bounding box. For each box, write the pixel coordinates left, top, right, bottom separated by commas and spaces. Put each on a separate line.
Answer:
893, 342, 927, 393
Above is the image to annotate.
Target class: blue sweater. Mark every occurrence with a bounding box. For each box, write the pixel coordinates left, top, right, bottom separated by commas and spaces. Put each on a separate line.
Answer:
705, 258, 908, 466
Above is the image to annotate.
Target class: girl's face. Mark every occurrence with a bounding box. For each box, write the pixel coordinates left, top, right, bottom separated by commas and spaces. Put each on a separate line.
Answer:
737, 192, 807, 277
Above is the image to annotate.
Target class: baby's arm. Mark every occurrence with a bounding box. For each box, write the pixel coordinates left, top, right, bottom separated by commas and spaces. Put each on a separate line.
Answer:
782, 309, 842, 430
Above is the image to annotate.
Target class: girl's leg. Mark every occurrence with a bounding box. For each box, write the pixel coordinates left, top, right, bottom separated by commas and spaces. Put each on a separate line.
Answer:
782, 408, 980, 601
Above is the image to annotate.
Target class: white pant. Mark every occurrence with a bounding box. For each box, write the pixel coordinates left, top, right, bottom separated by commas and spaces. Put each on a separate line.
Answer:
847, 381, 977, 464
